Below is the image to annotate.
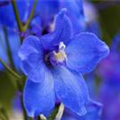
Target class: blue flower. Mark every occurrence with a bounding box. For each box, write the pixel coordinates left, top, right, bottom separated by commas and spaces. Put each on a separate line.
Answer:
18, 9, 109, 117
30, 0, 84, 35
62, 100, 103, 120
0, 0, 86, 36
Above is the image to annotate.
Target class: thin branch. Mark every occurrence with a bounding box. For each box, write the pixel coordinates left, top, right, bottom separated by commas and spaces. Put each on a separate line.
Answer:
22, 0, 38, 32
11, 0, 23, 32
0, 58, 22, 79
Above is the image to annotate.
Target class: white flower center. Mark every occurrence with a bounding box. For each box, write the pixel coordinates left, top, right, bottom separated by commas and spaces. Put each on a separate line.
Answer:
53, 42, 67, 63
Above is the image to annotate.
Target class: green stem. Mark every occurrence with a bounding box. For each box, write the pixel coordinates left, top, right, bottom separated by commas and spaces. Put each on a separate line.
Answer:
22, 0, 38, 32
28, 117, 34, 120
11, 0, 24, 42
11, 0, 37, 42
11, 0, 23, 32
3, 27, 16, 71
0, 58, 22, 79
0, 107, 9, 120
20, 94, 28, 120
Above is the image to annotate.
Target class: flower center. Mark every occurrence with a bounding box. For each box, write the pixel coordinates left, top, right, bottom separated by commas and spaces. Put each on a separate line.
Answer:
53, 42, 67, 64
44, 42, 67, 67
54, 50, 67, 63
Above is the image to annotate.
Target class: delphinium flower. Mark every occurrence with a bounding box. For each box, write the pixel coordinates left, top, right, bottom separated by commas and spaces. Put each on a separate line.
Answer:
31, 0, 101, 38
0, 0, 98, 37
96, 33, 120, 120
18, 9, 109, 118
29, 0, 85, 36
62, 100, 102, 120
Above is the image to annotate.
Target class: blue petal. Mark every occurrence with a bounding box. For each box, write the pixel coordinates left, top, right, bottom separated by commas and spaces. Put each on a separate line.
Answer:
83, 100, 102, 120
66, 32, 109, 74
30, 16, 42, 37
61, 0, 85, 34
35, 0, 59, 27
21, 54, 46, 83
62, 0, 84, 18
0, 3, 15, 27
86, 21, 101, 37
19, 36, 45, 83
62, 100, 102, 120
111, 33, 120, 52
41, 9, 72, 50
18, 35, 42, 60
23, 69, 55, 117
53, 66, 88, 116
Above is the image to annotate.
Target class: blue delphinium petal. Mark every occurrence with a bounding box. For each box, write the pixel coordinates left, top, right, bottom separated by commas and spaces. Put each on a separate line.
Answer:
66, 32, 109, 74
23, 69, 55, 117
30, 16, 42, 37
41, 9, 72, 50
22, 54, 46, 83
53, 66, 88, 116
83, 100, 102, 120
35, 0, 59, 28
60, 0, 85, 34
86, 21, 101, 37
0, 3, 15, 27
18, 36, 45, 83
62, 100, 102, 120
111, 33, 120, 52
18, 36, 41, 60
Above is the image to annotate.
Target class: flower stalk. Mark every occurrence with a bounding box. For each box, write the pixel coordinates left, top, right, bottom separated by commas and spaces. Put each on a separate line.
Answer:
11, 0, 23, 32
0, 58, 22, 80
11, 0, 38, 33
22, 0, 38, 32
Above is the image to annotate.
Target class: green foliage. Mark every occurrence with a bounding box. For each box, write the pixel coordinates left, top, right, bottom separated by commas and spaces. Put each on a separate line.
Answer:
0, 72, 16, 110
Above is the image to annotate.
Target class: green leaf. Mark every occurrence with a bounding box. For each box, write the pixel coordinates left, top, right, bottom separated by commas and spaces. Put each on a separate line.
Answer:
0, 106, 9, 120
